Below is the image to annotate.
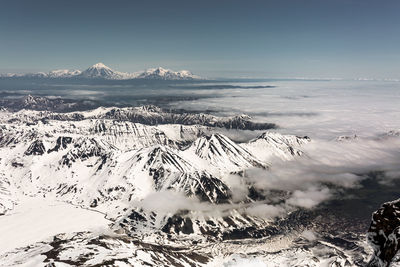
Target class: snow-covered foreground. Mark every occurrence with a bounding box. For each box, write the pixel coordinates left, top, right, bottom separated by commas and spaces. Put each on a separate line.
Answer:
0, 197, 110, 255
0, 105, 398, 265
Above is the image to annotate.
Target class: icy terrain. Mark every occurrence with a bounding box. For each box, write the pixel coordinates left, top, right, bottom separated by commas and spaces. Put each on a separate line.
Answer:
0, 102, 399, 266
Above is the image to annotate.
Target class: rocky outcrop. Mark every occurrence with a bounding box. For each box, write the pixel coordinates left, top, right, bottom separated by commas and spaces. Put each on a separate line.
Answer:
48, 136, 73, 153
367, 199, 400, 266
25, 140, 46, 155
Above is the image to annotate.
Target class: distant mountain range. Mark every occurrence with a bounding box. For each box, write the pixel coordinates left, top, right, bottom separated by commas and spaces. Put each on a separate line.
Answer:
0, 63, 202, 80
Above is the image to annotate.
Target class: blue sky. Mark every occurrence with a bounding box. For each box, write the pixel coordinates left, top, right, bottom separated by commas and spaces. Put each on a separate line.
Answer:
1, 0, 399, 78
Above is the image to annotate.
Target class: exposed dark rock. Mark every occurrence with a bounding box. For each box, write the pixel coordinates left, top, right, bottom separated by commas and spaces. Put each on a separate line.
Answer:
25, 140, 46, 155
47, 136, 72, 153
162, 216, 194, 235
11, 161, 24, 167
367, 198, 400, 267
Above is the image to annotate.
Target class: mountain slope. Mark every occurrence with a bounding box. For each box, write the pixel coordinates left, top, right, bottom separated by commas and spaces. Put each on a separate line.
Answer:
187, 133, 268, 173
126, 145, 231, 203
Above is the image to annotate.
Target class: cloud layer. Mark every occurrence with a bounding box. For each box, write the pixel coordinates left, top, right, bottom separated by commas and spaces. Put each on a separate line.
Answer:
134, 135, 400, 220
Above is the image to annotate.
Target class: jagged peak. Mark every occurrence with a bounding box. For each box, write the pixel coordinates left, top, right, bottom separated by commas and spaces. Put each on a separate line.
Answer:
195, 133, 243, 148
255, 131, 311, 143
60, 137, 117, 166
136, 105, 163, 113
191, 133, 267, 171
243, 131, 311, 161
134, 145, 193, 173
193, 133, 250, 158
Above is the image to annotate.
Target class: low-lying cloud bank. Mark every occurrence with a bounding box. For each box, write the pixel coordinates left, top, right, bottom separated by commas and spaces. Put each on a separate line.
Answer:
134, 135, 400, 220
245, 136, 400, 211
167, 80, 400, 139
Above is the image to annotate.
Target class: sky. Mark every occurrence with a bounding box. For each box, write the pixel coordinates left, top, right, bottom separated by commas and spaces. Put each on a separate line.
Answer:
0, 0, 400, 78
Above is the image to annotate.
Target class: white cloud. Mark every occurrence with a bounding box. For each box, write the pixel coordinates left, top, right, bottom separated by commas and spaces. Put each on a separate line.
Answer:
286, 187, 331, 209
301, 230, 317, 241
244, 204, 286, 219
167, 80, 400, 139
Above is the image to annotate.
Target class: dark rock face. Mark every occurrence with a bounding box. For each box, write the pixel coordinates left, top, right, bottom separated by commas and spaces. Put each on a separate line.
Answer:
367, 199, 400, 267
60, 138, 112, 167
25, 140, 46, 155
194, 173, 231, 204
48, 136, 72, 153
162, 215, 194, 235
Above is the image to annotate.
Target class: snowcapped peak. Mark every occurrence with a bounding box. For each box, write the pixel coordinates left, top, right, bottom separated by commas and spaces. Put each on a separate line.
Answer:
144, 67, 170, 75
155, 67, 167, 72
90, 62, 110, 69
80, 63, 124, 79
134, 145, 193, 173
190, 133, 267, 172
242, 131, 311, 161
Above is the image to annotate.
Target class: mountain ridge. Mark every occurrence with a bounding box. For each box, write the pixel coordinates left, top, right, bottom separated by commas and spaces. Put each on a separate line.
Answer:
0, 63, 202, 80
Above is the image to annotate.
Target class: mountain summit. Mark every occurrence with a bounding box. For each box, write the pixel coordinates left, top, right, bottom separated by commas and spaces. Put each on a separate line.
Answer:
79, 62, 130, 79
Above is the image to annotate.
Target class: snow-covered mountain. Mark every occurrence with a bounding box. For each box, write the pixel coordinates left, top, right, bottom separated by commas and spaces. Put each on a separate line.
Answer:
78, 62, 134, 79
47, 69, 82, 78
0, 106, 312, 260
187, 133, 267, 173
0, 104, 391, 266
242, 131, 311, 161
0, 63, 202, 80
136, 67, 201, 80
0, 107, 301, 214
0, 95, 277, 129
